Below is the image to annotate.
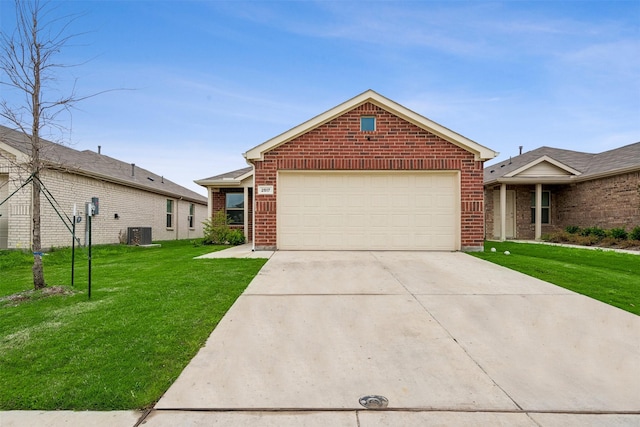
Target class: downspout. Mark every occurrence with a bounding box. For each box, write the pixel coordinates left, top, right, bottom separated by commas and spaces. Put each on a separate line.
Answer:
177, 197, 183, 240
251, 163, 256, 252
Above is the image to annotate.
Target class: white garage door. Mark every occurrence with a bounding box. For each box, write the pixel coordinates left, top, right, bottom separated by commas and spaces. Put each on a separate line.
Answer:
277, 171, 459, 250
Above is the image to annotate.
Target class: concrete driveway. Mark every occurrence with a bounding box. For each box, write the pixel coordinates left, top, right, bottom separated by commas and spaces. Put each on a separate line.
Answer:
146, 251, 640, 426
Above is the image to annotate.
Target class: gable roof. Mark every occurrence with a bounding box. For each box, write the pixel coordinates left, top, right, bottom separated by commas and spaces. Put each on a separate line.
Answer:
194, 166, 253, 188
0, 125, 207, 204
484, 142, 640, 185
244, 90, 498, 162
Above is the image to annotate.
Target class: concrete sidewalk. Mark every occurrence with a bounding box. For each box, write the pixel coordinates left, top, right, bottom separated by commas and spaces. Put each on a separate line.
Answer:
194, 243, 274, 259
147, 251, 640, 426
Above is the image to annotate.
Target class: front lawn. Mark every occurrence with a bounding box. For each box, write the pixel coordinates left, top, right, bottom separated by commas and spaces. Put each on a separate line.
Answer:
470, 241, 640, 316
0, 240, 267, 410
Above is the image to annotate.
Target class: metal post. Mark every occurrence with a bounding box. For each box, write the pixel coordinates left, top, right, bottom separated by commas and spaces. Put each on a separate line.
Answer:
88, 214, 92, 299
71, 215, 76, 287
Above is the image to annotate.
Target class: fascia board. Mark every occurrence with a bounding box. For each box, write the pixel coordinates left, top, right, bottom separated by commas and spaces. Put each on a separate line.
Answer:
244, 91, 374, 161
244, 90, 498, 162
505, 155, 582, 178
486, 165, 640, 186
0, 141, 28, 162
492, 176, 578, 185
365, 95, 498, 162
194, 175, 253, 188
236, 170, 254, 182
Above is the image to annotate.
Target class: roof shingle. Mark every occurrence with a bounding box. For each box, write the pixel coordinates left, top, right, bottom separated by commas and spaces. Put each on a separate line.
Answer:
0, 125, 206, 204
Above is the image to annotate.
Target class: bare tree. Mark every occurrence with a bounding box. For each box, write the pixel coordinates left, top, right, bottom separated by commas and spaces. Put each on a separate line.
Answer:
1, 0, 86, 289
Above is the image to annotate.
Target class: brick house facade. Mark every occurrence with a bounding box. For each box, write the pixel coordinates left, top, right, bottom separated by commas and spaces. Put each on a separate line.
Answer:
199, 90, 497, 251
485, 144, 640, 240
0, 126, 207, 250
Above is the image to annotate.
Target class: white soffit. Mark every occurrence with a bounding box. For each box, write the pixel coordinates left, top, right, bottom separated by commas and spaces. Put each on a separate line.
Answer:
243, 90, 498, 162
505, 155, 582, 178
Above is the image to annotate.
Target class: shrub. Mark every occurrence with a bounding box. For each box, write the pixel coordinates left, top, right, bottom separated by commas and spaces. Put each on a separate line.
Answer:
564, 225, 580, 234
580, 226, 606, 240
202, 210, 246, 246
619, 239, 640, 249
599, 237, 618, 247
630, 226, 640, 241
608, 227, 628, 240
542, 231, 569, 243
573, 234, 601, 246
226, 229, 246, 246
203, 210, 231, 245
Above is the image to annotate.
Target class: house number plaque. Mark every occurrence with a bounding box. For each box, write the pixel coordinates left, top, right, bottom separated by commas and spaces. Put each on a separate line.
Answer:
258, 185, 274, 195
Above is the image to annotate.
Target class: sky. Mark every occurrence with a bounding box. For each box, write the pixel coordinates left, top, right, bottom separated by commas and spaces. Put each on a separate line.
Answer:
1, 1, 639, 196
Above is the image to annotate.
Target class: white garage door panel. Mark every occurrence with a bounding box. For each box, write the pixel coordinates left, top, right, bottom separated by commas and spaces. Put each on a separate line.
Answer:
277, 171, 459, 250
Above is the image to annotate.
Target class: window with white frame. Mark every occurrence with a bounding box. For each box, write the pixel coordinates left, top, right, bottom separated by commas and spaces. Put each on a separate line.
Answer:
188, 203, 195, 229
360, 116, 376, 131
166, 199, 174, 228
530, 191, 550, 224
226, 193, 244, 225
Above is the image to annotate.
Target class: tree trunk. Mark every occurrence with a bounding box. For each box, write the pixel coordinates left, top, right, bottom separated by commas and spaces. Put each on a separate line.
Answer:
32, 177, 45, 289
31, 9, 45, 290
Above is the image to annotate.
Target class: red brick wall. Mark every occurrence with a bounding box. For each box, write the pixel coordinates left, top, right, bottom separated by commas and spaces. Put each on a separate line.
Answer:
211, 188, 253, 241
252, 102, 485, 250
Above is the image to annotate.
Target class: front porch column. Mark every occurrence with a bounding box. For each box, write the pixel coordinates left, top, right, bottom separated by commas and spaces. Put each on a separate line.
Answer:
243, 186, 249, 240
500, 183, 507, 241
535, 183, 542, 240
207, 187, 213, 219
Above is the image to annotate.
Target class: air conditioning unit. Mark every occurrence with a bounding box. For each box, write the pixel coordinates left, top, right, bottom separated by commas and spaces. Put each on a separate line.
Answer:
127, 227, 152, 245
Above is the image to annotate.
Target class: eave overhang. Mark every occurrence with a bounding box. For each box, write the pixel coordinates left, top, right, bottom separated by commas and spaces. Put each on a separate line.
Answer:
194, 170, 253, 188
504, 155, 582, 178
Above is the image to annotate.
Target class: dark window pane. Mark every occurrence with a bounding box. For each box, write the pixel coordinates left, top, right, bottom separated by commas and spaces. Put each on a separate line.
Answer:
227, 210, 243, 225
226, 193, 244, 209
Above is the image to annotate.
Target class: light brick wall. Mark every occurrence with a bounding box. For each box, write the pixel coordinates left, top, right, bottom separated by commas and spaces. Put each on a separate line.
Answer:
555, 172, 640, 229
0, 152, 207, 249
252, 102, 486, 250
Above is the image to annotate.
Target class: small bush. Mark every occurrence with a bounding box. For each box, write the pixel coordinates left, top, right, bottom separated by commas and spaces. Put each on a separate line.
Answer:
202, 211, 246, 246
542, 231, 570, 243
580, 226, 606, 240
630, 226, 640, 241
226, 229, 246, 246
599, 237, 618, 247
203, 210, 231, 245
564, 225, 580, 234
573, 234, 600, 246
608, 227, 628, 240
618, 239, 640, 249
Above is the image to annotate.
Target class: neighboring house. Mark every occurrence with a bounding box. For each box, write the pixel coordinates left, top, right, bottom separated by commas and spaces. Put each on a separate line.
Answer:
484, 143, 640, 241
196, 90, 497, 251
0, 125, 207, 250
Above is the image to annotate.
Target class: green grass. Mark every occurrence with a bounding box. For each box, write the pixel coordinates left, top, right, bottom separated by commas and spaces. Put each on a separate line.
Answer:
470, 241, 640, 316
0, 240, 267, 410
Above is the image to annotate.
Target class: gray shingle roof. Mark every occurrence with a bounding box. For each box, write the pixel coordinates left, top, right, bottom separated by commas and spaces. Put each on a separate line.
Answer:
198, 166, 252, 182
0, 125, 207, 204
485, 142, 640, 184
